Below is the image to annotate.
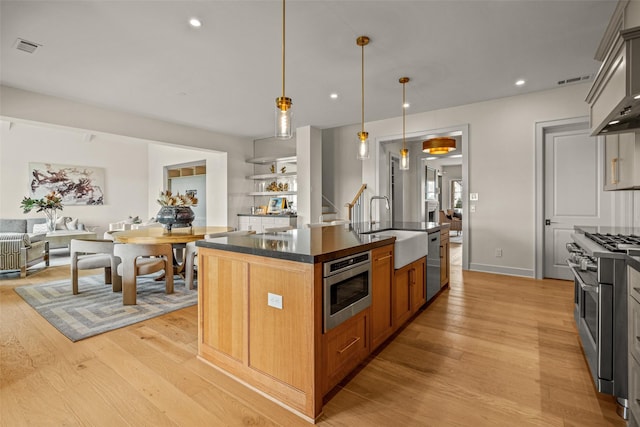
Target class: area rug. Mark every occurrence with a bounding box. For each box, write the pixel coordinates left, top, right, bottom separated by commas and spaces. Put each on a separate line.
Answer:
15, 275, 197, 342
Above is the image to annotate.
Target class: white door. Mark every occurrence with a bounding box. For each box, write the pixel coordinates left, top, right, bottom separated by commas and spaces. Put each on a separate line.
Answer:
544, 128, 612, 279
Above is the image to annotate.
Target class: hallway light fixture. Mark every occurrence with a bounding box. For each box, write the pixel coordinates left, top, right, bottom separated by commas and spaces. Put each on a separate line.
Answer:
356, 36, 370, 160
422, 137, 456, 155
399, 77, 410, 170
275, 0, 292, 139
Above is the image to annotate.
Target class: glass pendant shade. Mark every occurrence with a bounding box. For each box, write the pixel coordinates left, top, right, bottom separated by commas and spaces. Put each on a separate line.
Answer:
357, 131, 370, 160
400, 148, 409, 170
275, 97, 292, 139
422, 137, 456, 155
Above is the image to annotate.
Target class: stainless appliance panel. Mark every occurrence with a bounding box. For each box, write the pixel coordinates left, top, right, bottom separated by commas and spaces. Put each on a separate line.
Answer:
426, 232, 440, 301
323, 251, 372, 332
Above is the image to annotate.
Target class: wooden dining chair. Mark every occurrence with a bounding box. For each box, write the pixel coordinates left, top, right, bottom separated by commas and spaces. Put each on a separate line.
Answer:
113, 243, 174, 305
184, 230, 256, 290
70, 239, 121, 295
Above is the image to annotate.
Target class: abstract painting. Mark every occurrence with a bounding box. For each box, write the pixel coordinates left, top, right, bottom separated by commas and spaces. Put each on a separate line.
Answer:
29, 162, 105, 205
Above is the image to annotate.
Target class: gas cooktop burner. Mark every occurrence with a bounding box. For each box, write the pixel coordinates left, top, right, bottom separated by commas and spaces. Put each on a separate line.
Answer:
585, 232, 640, 252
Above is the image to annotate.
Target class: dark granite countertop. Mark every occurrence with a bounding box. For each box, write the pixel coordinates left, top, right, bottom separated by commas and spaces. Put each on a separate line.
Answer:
196, 221, 448, 264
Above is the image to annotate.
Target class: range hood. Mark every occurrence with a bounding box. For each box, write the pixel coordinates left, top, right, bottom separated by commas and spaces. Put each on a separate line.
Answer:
586, 26, 640, 135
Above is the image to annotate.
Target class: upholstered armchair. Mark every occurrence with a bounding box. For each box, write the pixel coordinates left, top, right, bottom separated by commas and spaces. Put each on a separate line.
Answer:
0, 233, 49, 277
114, 243, 174, 305
70, 239, 121, 295
439, 210, 462, 235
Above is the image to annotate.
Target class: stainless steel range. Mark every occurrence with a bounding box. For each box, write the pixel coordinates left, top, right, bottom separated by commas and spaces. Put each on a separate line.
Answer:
567, 228, 640, 419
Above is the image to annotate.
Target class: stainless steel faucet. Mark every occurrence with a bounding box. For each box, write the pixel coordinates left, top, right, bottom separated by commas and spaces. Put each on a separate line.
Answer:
369, 196, 390, 224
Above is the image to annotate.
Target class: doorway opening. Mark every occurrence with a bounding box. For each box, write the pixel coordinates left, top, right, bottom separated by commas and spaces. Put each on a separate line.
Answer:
165, 160, 207, 227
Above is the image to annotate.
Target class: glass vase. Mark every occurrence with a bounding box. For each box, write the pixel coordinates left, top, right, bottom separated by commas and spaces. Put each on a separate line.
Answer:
44, 209, 58, 232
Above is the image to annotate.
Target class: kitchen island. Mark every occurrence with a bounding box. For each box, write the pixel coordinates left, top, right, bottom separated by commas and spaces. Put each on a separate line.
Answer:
195, 222, 446, 422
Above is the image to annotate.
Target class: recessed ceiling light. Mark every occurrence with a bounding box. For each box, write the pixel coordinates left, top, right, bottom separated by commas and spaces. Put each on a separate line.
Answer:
189, 18, 202, 28
403, 102, 410, 109
449, 154, 463, 158
425, 157, 437, 160
515, 79, 526, 86
330, 93, 338, 99
635, 94, 640, 100
609, 120, 620, 125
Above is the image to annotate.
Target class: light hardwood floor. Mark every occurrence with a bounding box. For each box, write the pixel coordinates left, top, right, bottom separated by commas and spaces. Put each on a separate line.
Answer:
0, 250, 624, 426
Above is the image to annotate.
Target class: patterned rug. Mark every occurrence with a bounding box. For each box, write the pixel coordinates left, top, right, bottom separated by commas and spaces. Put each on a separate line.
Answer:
15, 274, 197, 342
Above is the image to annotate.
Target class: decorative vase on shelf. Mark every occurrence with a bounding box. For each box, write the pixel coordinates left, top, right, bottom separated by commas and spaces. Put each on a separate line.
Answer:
156, 206, 195, 231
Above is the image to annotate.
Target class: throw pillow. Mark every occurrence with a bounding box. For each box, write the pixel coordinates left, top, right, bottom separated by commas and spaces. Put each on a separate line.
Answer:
55, 216, 68, 230
67, 218, 79, 230
32, 223, 49, 234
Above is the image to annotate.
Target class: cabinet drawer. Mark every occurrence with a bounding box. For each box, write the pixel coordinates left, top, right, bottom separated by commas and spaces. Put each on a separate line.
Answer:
630, 355, 640, 425
274, 217, 291, 227
323, 310, 369, 394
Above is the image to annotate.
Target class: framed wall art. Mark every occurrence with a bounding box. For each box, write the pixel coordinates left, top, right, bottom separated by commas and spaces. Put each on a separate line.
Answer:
28, 162, 105, 205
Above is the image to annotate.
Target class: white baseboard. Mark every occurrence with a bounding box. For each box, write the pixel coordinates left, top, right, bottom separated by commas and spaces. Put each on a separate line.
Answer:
468, 263, 535, 278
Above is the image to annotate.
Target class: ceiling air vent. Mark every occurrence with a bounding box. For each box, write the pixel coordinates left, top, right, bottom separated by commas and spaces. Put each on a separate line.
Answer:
557, 75, 591, 86
14, 38, 41, 54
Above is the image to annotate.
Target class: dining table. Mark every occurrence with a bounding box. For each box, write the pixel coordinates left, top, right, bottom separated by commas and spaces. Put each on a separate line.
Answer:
112, 225, 234, 245
112, 225, 234, 276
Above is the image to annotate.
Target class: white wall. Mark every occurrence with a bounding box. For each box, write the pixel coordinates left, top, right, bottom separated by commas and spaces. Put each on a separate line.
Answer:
0, 120, 148, 233
322, 123, 363, 220
323, 83, 628, 277
0, 85, 255, 229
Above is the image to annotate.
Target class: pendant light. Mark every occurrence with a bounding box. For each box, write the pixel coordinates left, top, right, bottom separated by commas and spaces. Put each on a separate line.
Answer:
356, 36, 370, 160
422, 137, 456, 155
275, 0, 292, 139
399, 77, 410, 170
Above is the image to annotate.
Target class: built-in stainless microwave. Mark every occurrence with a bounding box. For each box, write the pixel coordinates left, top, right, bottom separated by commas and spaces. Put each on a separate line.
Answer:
323, 251, 371, 332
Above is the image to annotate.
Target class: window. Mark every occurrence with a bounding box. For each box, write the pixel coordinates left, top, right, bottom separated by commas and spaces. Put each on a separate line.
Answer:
451, 180, 462, 209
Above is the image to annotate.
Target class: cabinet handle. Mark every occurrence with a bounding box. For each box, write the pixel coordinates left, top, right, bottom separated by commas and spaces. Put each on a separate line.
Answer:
337, 336, 361, 354
376, 254, 392, 261
611, 158, 619, 184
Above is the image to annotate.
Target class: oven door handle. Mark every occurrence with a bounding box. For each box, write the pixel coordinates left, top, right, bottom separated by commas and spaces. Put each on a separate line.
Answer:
566, 261, 599, 294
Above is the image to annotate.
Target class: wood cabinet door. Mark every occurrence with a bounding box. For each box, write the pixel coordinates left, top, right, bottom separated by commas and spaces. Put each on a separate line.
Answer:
617, 133, 640, 189
199, 253, 247, 361
440, 232, 450, 287
371, 245, 393, 350
410, 258, 426, 313
393, 264, 412, 328
323, 309, 369, 394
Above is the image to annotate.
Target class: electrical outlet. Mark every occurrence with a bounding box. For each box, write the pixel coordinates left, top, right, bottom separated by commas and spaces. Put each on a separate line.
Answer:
495, 248, 502, 257
470, 205, 476, 213
267, 292, 283, 310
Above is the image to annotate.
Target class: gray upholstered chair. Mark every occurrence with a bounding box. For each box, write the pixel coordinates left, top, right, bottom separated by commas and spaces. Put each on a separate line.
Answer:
114, 243, 174, 305
70, 239, 121, 295
184, 230, 256, 290
0, 232, 49, 277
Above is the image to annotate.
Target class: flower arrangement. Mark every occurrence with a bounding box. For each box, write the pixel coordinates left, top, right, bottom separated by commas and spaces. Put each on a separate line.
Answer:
20, 192, 64, 232
156, 190, 198, 206
20, 191, 64, 214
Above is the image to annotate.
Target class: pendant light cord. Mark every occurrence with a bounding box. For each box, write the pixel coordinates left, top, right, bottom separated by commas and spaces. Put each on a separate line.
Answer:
361, 42, 364, 134
402, 82, 406, 150
282, 0, 286, 100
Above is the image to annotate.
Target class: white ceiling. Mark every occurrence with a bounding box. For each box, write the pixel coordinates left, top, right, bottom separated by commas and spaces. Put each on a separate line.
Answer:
0, 1, 617, 140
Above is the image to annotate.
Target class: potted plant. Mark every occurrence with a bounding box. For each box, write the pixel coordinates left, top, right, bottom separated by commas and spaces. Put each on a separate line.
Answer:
156, 190, 198, 231
20, 192, 64, 232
